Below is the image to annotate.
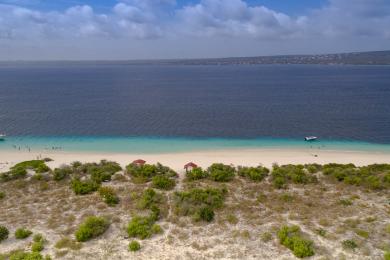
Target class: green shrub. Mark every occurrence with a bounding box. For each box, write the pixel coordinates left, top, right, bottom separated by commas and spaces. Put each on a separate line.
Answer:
151, 224, 163, 234
53, 167, 73, 181
31, 234, 45, 252
98, 186, 119, 206
127, 216, 155, 239
0, 225, 9, 242
174, 188, 227, 221
71, 179, 100, 195
0, 191, 5, 200
75, 216, 110, 242
384, 251, 390, 260
9, 251, 46, 260
137, 188, 162, 210
237, 166, 269, 181
277, 225, 315, 258
15, 228, 32, 239
322, 163, 390, 190
152, 175, 175, 190
0, 167, 27, 182
342, 239, 358, 250
126, 163, 176, 182
207, 163, 235, 182
128, 241, 141, 252
186, 167, 209, 181
315, 228, 326, 237
195, 207, 215, 222
272, 164, 316, 188
304, 164, 322, 173
12, 160, 49, 172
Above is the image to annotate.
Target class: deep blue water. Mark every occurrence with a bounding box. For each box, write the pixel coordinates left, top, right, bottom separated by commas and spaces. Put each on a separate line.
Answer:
0, 63, 390, 144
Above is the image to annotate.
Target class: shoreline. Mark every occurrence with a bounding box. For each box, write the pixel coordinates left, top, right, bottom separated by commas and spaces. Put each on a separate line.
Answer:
1, 147, 390, 172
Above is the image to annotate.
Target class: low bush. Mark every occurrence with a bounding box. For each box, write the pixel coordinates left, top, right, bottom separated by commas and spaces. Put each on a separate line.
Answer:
15, 228, 32, 239
128, 241, 141, 252
12, 160, 50, 172
237, 166, 269, 182
137, 188, 162, 210
277, 225, 315, 258
0, 191, 5, 200
0, 225, 9, 242
75, 216, 110, 242
174, 187, 227, 222
98, 186, 119, 206
0, 167, 27, 182
186, 167, 209, 181
384, 251, 390, 260
341, 239, 358, 250
272, 164, 317, 189
127, 216, 157, 240
195, 207, 215, 222
32, 235, 45, 252
53, 166, 73, 181
71, 179, 100, 195
339, 199, 353, 206
322, 163, 390, 190
126, 163, 177, 182
207, 163, 235, 182
151, 175, 175, 190
8, 251, 49, 260
304, 163, 322, 173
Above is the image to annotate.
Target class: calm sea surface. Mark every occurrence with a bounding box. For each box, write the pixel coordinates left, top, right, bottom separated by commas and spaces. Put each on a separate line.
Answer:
0, 63, 390, 152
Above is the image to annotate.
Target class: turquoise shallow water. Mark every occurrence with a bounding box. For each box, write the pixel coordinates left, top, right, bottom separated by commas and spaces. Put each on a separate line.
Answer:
1, 136, 390, 154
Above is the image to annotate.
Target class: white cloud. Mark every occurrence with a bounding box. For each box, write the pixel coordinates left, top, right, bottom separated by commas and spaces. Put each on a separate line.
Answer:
0, 0, 389, 59
175, 0, 306, 39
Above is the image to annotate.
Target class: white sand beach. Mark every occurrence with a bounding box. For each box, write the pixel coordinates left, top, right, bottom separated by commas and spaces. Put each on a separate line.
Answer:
1, 147, 390, 172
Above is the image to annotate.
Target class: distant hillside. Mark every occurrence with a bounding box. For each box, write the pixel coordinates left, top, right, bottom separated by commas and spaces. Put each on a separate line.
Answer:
167, 50, 390, 65
1, 50, 390, 65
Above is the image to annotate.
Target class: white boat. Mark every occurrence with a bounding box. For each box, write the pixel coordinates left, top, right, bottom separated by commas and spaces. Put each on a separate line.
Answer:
304, 136, 317, 141
0, 134, 6, 141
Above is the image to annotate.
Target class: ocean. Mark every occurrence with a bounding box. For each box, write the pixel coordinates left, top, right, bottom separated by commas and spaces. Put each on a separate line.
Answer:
0, 62, 390, 153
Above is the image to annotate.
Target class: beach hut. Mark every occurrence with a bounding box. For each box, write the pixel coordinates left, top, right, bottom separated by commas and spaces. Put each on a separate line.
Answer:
184, 162, 198, 173
132, 159, 146, 166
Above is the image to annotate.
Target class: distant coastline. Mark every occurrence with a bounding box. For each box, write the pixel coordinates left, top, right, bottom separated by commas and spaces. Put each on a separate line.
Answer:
1, 50, 390, 65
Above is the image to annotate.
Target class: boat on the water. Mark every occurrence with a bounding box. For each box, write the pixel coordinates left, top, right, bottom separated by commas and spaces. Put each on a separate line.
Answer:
304, 136, 318, 141
0, 134, 6, 141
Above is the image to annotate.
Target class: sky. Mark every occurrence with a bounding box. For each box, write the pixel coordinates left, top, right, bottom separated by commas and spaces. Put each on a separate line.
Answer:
0, 0, 389, 60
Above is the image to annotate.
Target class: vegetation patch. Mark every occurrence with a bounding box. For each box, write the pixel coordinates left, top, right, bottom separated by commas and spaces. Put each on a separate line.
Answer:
54, 237, 82, 250
174, 187, 227, 222
31, 234, 46, 252
277, 225, 315, 258
75, 216, 110, 242
151, 175, 176, 190
126, 163, 176, 182
71, 179, 100, 195
15, 228, 32, 239
98, 186, 119, 206
341, 239, 358, 250
272, 164, 317, 189
0, 225, 9, 242
207, 163, 235, 182
53, 166, 73, 181
128, 240, 141, 252
185, 167, 209, 181
237, 165, 269, 182
322, 163, 390, 190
